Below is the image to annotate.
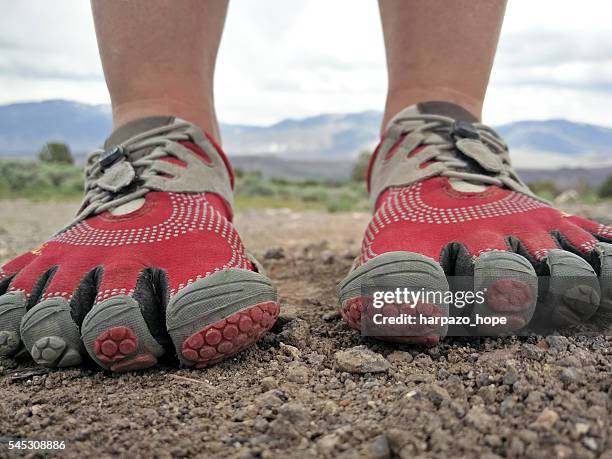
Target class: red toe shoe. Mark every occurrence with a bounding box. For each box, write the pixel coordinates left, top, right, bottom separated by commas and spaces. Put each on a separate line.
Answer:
338, 102, 611, 341
0, 116, 279, 371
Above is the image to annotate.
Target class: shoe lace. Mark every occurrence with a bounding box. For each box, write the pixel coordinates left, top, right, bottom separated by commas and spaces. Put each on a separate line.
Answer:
391, 113, 530, 191
60, 122, 193, 233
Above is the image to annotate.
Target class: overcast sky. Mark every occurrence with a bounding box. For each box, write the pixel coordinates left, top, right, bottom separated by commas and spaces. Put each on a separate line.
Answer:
1, 0, 611, 127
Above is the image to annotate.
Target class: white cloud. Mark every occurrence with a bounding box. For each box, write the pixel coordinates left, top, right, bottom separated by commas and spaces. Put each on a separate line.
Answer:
0, 0, 611, 127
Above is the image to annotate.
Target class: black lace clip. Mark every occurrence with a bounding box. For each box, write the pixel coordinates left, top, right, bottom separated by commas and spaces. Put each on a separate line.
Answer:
450, 120, 481, 141
99, 145, 126, 170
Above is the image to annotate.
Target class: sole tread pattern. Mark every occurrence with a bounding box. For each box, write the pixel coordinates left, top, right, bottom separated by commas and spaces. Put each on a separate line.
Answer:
181, 301, 280, 368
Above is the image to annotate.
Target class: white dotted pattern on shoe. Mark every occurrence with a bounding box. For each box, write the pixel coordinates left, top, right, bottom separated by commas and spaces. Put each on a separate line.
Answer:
15, 192, 249, 303
597, 224, 612, 238
358, 183, 549, 266
53, 193, 224, 247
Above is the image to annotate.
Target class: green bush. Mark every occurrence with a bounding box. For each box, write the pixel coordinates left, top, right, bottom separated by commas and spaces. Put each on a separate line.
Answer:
599, 175, 612, 199
38, 142, 74, 165
0, 160, 83, 199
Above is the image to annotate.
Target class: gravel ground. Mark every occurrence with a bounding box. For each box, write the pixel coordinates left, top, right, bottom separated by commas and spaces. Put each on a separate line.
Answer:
0, 200, 610, 459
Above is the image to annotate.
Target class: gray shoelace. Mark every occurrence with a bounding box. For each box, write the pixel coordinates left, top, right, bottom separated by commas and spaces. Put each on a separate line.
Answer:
392, 113, 531, 191
58, 122, 192, 234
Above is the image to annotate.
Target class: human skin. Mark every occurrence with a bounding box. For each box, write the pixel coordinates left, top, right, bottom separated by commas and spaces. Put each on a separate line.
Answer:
90, 0, 229, 142
379, 0, 507, 128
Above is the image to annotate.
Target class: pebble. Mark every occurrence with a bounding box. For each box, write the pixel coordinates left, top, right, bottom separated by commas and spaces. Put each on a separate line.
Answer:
466, 406, 493, 431
560, 367, 579, 384
317, 434, 340, 454
322, 311, 341, 322
261, 377, 280, 393
321, 250, 335, 265
280, 343, 301, 360
369, 435, 391, 459
546, 335, 570, 352
533, 408, 559, 428
424, 384, 450, 406
258, 390, 286, 409
286, 363, 309, 384
263, 247, 285, 260
334, 346, 390, 374
278, 402, 310, 428
583, 437, 598, 451
575, 423, 590, 436
386, 351, 413, 364
503, 364, 519, 385
278, 319, 311, 348
521, 343, 545, 360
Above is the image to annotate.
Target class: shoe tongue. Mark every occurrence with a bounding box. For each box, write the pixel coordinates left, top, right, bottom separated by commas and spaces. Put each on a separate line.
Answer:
104, 116, 176, 147
385, 101, 478, 130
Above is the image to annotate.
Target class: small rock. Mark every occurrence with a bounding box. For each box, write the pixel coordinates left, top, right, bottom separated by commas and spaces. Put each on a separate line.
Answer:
334, 346, 390, 374
253, 416, 269, 433
557, 356, 581, 367
546, 335, 569, 352
280, 343, 301, 360
575, 423, 590, 436
525, 390, 543, 406
369, 435, 391, 459
278, 402, 310, 428
384, 429, 412, 454
520, 343, 545, 360
533, 408, 559, 428
582, 437, 598, 451
424, 384, 450, 406
386, 351, 413, 364
499, 397, 515, 417
503, 364, 519, 385
478, 385, 497, 404
466, 406, 493, 431
477, 347, 517, 364
286, 363, 309, 384
261, 376, 277, 391
263, 247, 285, 260
321, 250, 335, 265
278, 319, 311, 348
322, 311, 341, 322
507, 437, 525, 457
560, 367, 579, 384
317, 434, 340, 455
259, 389, 286, 409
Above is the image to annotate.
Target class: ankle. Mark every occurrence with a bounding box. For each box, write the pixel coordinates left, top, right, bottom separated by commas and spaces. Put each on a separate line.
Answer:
383, 87, 483, 132
112, 97, 221, 143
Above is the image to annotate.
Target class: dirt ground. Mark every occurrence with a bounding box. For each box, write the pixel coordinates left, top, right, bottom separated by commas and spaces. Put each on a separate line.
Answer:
0, 200, 610, 459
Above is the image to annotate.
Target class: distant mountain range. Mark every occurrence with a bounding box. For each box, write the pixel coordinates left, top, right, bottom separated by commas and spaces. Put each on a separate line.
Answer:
0, 100, 611, 184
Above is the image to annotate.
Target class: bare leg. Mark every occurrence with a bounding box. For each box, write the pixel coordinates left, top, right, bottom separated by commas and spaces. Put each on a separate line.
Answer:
379, 0, 506, 127
91, 0, 228, 142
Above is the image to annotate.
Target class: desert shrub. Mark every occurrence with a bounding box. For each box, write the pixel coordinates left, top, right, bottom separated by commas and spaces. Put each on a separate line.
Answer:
600, 175, 612, 199
528, 181, 558, 199
38, 142, 74, 165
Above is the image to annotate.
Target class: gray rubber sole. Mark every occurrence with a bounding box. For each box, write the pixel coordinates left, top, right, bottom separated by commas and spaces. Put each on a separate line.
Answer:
595, 242, 612, 314
470, 251, 538, 333
540, 249, 601, 328
338, 251, 450, 339
20, 297, 83, 367
0, 291, 26, 357
81, 295, 165, 371
166, 268, 278, 366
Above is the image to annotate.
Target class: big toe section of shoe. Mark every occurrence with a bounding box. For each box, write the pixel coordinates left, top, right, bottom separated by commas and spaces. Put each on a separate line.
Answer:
337, 251, 450, 344
166, 269, 280, 368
